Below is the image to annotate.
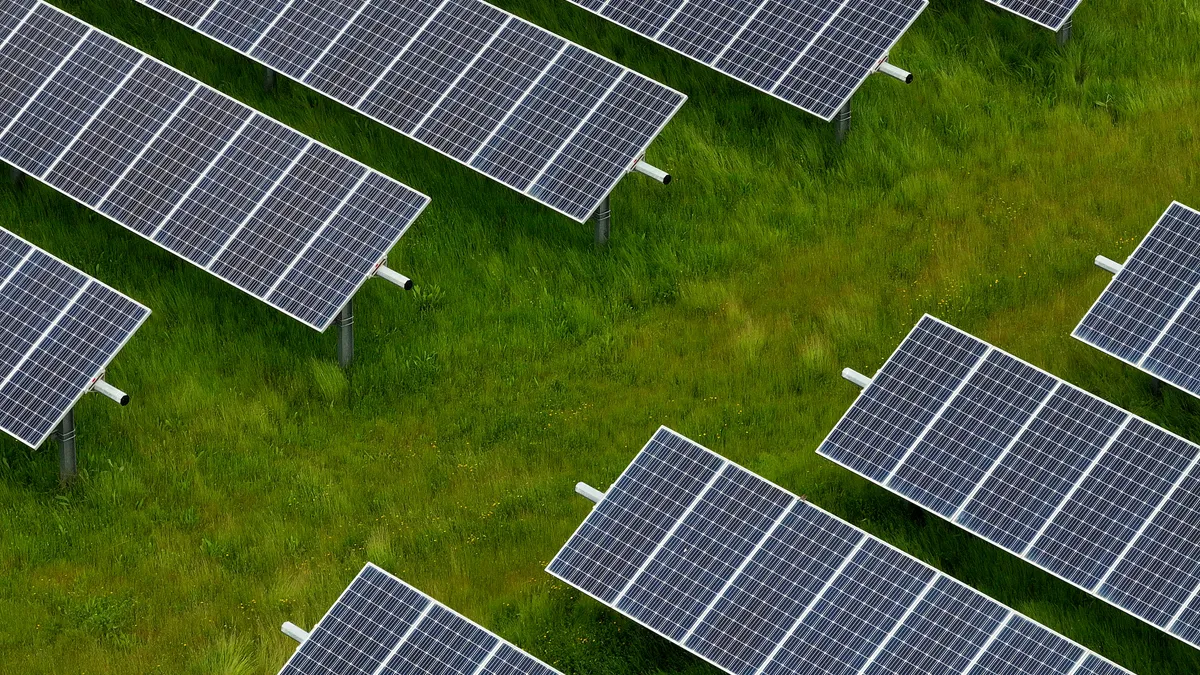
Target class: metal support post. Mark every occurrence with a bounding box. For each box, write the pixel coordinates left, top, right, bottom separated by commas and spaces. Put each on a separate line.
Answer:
337, 300, 354, 369
58, 409, 77, 485
1056, 18, 1072, 47
842, 367, 873, 389
263, 66, 278, 92
282, 621, 310, 643
7, 162, 23, 186
835, 101, 852, 143
594, 195, 611, 245
1095, 255, 1124, 275
576, 482, 606, 504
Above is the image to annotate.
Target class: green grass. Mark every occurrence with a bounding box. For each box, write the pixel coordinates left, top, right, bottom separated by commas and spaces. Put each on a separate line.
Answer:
2, 0, 1200, 672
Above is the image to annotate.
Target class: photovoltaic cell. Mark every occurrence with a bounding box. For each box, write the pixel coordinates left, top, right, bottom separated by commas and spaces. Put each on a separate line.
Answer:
0, 227, 149, 448
0, 2, 428, 332
818, 314, 1200, 652
1074, 202, 1200, 400
136, 0, 686, 222
986, 0, 1082, 31
564, 0, 927, 121
549, 426, 1134, 675
277, 563, 562, 675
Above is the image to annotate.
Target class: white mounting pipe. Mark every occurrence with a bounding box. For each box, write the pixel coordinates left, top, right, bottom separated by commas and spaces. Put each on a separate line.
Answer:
282, 621, 310, 644
632, 159, 671, 185
91, 379, 129, 406
375, 265, 414, 290
576, 482, 606, 504
842, 368, 874, 389
1095, 255, 1124, 275
877, 61, 913, 84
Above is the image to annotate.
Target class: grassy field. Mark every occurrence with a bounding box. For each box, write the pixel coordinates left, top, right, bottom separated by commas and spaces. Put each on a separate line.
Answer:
2, 0, 1200, 672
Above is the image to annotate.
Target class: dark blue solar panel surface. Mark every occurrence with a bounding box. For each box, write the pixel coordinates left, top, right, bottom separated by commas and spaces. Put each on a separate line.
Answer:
550, 427, 1133, 675
0, 31, 140, 176
760, 540, 935, 675
818, 314, 1200, 651
887, 350, 1057, 517
967, 615, 1082, 675
277, 563, 561, 675
1026, 419, 1196, 590
987, 0, 1082, 31
136, 0, 686, 222
380, 604, 498, 674
565, 0, 926, 120
1074, 202, 1200, 400
617, 464, 793, 640
956, 385, 1124, 552
863, 575, 1007, 675
684, 502, 863, 675
0, 229, 149, 448
0, 2, 428, 332
1098, 463, 1200, 628
820, 317, 987, 483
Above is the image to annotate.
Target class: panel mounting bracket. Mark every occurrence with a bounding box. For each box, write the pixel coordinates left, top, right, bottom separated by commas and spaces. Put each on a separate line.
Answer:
576, 481, 606, 504
281, 621, 310, 644
1094, 254, 1124, 275
875, 55, 913, 84
89, 371, 130, 406
842, 367, 874, 389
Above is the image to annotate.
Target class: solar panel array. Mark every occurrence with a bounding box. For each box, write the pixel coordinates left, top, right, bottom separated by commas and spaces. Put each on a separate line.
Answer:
818, 314, 1200, 652
549, 426, 1135, 675
1074, 202, 1200, 401
560, 0, 927, 121
0, 226, 149, 448
985, 0, 1080, 31
0, 0, 429, 332
278, 563, 562, 675
135, 0, 687, 223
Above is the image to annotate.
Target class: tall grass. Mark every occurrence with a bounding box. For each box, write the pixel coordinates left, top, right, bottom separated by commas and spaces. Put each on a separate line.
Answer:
1, 0, 1199, 672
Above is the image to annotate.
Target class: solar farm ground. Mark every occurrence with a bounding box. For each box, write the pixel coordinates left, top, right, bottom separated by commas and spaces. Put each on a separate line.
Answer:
1, 0, 1199, 673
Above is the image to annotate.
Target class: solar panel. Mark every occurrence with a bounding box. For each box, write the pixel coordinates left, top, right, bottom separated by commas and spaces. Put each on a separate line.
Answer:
986, 0, 1081, 31
277, 562, 562, 675
135, 0, 687, 223
0, 0, 429, 332
557, 0, 927, 121
819, 314, 1200, 653
548, 426, 1136, 675
1073, 202, 1200, 401
0, 226, 149, 448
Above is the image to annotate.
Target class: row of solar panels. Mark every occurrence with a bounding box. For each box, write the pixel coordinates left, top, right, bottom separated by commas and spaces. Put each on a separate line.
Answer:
283, 298, 1200, 674
280, 422, 1144, 675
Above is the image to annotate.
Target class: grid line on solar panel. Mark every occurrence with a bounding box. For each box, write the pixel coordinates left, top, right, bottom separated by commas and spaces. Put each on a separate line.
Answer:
611, 457, 730, 605
135, 0, 685, 222
150, 112, 257, 239
0, 0, 37, 44
881, 345, 993, 484
1073, 203, 1200, 397
465, 40, 568, 165
817, 314, 1200, 651
1018, 415, 1132, 556
679, 494, 798, 644
0, 24, 89, 142
276, 563, 563, 675
522, 70, 626, 198
563, 0, 925, 121
34, 53, 146, 180
262, 169, 371, 299
549, 427, 1134, 675
0, 228, 149, 448
950, 380, 1062, 521
3, 2, 429, 332
985, 0, 1081, 31
957, 611, 1013, 675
